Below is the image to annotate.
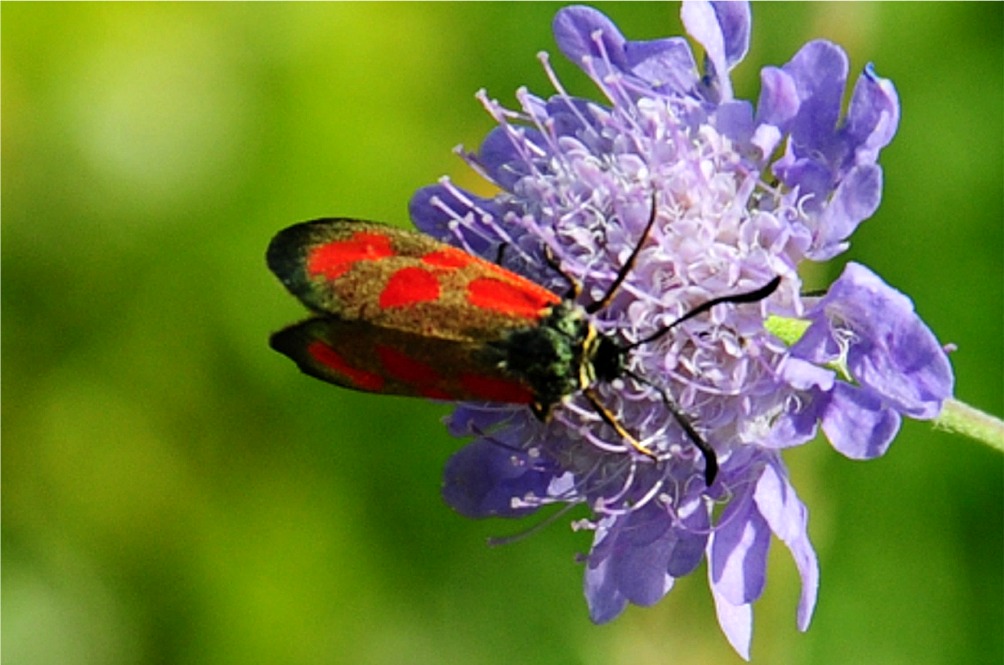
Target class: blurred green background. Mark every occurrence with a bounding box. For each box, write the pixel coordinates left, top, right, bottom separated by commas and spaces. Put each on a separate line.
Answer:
3, 3, 1001, 664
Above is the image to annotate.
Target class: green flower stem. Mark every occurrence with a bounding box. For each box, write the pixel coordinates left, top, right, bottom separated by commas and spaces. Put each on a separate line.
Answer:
765, 315, 1004, 453
935, 399, 1004, 453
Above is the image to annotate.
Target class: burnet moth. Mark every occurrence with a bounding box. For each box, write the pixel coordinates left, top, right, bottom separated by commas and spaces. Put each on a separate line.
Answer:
267, 203, 780, 485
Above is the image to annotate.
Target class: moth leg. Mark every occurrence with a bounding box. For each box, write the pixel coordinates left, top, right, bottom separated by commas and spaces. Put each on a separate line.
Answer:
530, 401, 551, 421
582, 387, 657, 459
543, 245, 581, 300
494, 242, 509, 266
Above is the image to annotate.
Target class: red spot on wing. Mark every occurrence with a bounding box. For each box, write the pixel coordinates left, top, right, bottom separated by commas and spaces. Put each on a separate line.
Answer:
460, 374, 534, 404
380, 267, 441, 309
308, 340, 385, 391
308, 231, 395, 280
376, 345, 443, 387
422, 247, 474, 269
467, 276, 558, 319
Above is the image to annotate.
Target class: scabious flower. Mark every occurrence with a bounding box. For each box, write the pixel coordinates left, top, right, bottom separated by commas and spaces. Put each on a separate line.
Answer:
408, 2, 953, 658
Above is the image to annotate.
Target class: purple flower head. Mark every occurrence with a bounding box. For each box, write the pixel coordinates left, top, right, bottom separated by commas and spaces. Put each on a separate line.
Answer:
409, 2, 951, 658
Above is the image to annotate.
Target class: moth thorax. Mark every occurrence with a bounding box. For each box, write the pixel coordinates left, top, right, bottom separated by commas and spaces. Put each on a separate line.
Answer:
490, 302, 591, 414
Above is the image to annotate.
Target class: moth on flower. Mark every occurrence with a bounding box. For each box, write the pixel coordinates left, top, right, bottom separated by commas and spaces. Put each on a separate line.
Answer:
267, 209, 781, 486
267, 1, 954, 659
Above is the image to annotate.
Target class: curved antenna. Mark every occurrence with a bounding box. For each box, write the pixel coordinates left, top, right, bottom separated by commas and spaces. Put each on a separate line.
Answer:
624, 369, 718, 485
625, 276, 782, 350
585, 193, 660, 315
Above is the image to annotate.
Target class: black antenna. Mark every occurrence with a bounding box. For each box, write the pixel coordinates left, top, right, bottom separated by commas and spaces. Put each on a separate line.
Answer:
625, 275, 782, 350
615, 275, 781, 484
585, 193, 661, 315
625, 369, 718, 485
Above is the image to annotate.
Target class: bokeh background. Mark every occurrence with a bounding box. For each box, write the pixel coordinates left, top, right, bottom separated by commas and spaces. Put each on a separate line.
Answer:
3, 3, 1001, 664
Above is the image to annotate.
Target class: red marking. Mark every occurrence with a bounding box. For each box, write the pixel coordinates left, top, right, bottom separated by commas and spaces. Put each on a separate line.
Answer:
380, 267, 440, 309
422, 247, 474, 270
460, 374, 534, 404
467, 276, 557, 319
308, 231, 394, 280
376, 344, 443, 387
308, 341, 384, 391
